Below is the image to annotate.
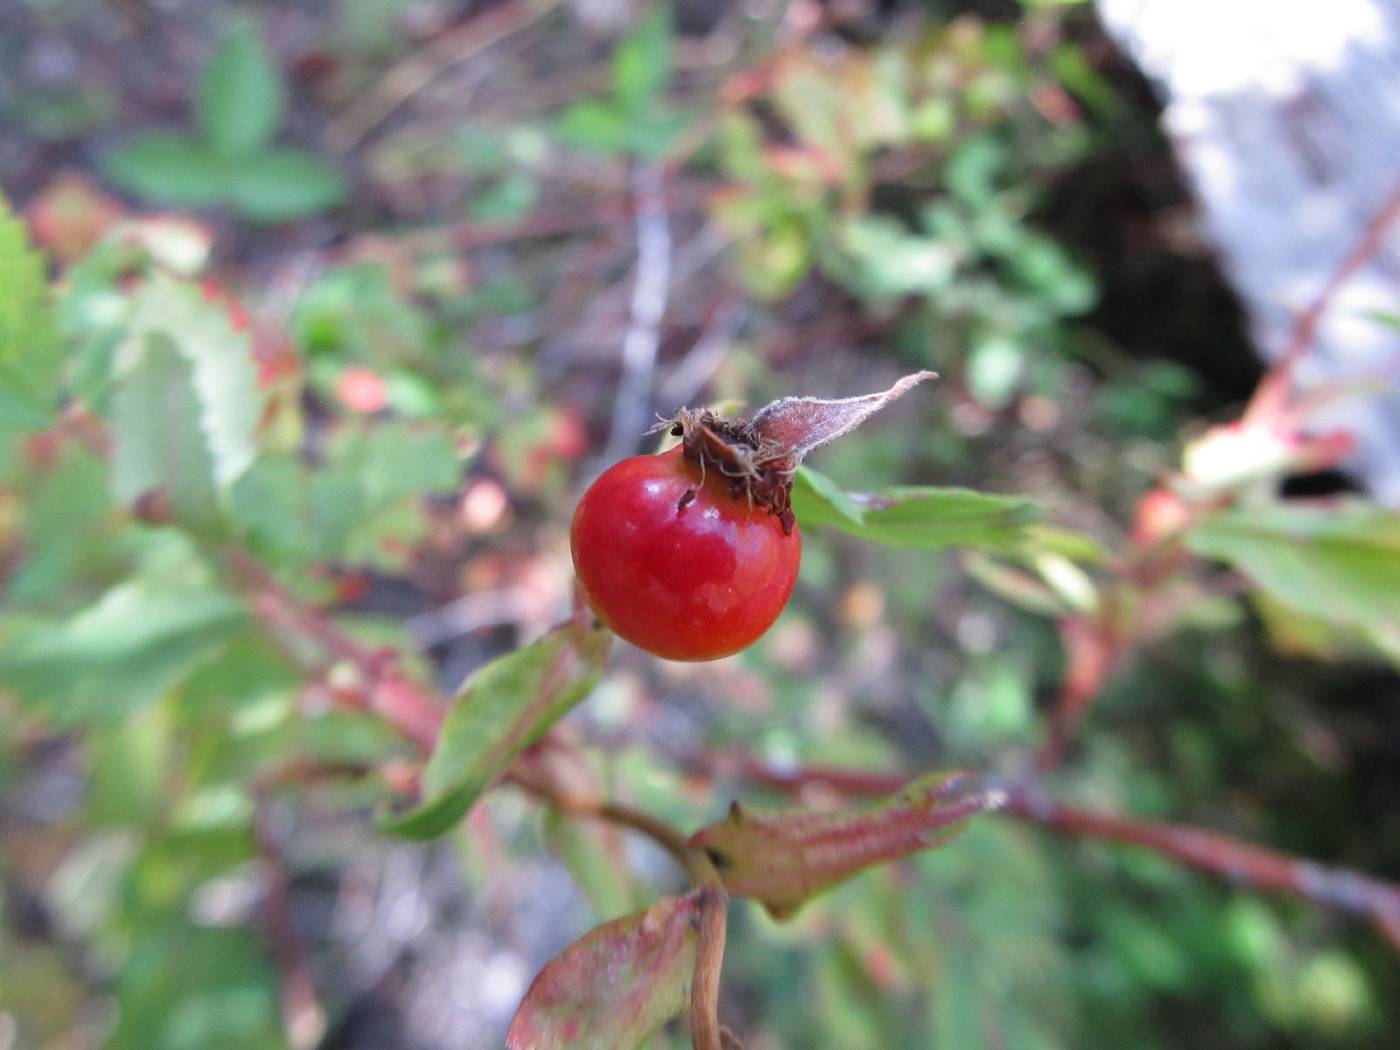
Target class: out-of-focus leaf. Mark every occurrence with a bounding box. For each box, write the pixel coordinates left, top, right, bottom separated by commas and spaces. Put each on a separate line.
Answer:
113, 927, 287, 1050
793, 466, 1043, 551
835, 215, 956, 299
111, 273, 263, 520
229, 148, 346, 223
1186, 501, 1400, 632
198, 23, 286, 158
382, 618, 611, 839
613, 5, 672, 113
543, 807, 638, 921
506, 890, 702, 1050
103, 134, 230, 206
557, 100, 630, 154
0, 193, 62, 430
0, 578, 245, 725
330, 420, 461, 507
689, 771, 999, 919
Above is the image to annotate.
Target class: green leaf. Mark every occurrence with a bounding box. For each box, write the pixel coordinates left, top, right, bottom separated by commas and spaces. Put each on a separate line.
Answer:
1186, 501, 1400, 632
103, 134, 231, 206
0, 578, 245, 725
228, 148, 346, 223
557, 100, 631, 154
506, 891, 702, 1050
613, 5, 673, 113
198, 22, 286, 158
382, 618, 611, 839
690, 771, 999, 919
330, 420, 462, 507
111, 274, 263, 522
792, 466, 1043, 551
543, 806, 639, 922
0, 193, 62, 430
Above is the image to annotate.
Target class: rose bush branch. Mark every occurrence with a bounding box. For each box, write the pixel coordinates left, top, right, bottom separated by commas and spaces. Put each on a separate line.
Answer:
675, 748, 1400, 953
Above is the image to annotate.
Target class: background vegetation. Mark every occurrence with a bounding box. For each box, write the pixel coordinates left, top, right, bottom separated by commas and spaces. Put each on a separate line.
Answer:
1, 1, 1398, 1048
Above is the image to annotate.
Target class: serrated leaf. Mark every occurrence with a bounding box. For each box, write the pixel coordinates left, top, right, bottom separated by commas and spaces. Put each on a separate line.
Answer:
198, 22, 286, 158
506, 890, 701, 1050
0, 578, 245, 725
614, 5, 673, 113
103, 134, 231, 206
689, 771, 1001, 919
228, 149, 346, 223
0, 193, 62, 430
792, 466, 1043, 551
1186, 500, 1400, 632
111, 274, 263, 519
382, 618, 611, 839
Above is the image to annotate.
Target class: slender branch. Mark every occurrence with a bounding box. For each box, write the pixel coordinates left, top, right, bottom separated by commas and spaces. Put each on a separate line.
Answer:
673, 749, 1400, 952
1004, 787, 1400, 951
690, 886, 730, 1050
506, 763, 706, 881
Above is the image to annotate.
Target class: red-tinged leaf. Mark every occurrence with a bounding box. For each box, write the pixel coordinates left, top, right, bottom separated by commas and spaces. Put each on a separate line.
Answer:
751, 370, 937, 467
689, 771, 1003, 919
506, 891, 703, 1050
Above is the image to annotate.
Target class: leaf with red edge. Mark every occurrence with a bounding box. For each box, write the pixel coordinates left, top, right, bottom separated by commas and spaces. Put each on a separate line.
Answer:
751, 370, 937, 468
689, 771, 1003, 919
506, 890, 703, 1050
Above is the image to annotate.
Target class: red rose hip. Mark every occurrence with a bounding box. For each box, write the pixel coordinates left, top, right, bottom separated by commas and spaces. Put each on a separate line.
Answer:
570, 445, 801, 661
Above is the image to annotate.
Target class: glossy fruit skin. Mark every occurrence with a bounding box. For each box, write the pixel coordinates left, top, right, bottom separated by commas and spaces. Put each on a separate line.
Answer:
571, 445, 801, 661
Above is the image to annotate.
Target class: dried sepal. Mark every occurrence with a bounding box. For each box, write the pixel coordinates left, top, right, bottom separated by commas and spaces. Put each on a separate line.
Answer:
659, 371, 937, 534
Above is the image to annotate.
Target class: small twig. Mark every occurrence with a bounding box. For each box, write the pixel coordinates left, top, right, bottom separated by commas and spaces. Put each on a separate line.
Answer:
690, 885, 730, 1050
508, 763, 704, 881
602, 162, 673, 466
1005, 787, 1400, 951
328, 0, 561, 152
255, 799, 327, 1050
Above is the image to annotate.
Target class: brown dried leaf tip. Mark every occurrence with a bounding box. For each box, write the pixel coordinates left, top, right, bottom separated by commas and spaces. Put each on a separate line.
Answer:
661, 371, 937, 535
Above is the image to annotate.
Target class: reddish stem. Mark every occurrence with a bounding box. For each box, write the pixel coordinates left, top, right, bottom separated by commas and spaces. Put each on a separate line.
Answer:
677, 749, 1400, 952
1005, 788, 1400, 951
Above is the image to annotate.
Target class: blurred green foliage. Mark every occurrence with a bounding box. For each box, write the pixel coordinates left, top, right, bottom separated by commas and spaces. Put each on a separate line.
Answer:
104, 22, 345, 222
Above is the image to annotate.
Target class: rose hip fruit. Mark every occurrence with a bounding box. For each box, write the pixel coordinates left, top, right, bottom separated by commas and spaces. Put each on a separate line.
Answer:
570, 445, 801, 661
